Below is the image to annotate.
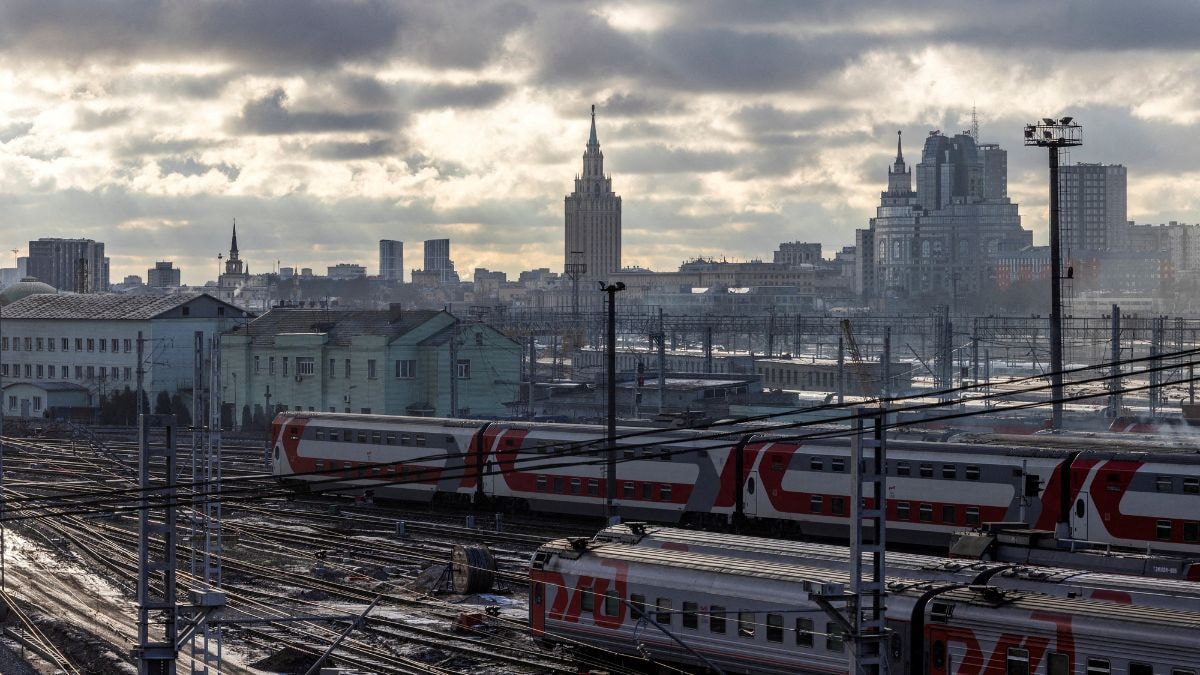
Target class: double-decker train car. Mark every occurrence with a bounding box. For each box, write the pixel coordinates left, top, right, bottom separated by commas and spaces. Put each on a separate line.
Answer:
529, 538, 1200, 675
593, 523, 1200, 610
270, 412, 1200, 556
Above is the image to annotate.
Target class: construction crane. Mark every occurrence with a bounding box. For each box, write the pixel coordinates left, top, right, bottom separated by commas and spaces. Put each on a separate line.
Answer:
840, 319, 875, 399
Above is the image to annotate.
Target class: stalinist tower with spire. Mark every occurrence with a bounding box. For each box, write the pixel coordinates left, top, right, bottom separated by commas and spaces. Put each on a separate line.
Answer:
218, 220, 250, 297
564, 105, 622, 283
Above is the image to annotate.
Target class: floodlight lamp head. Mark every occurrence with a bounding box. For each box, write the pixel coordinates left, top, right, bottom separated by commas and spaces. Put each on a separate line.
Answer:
1024, 127, 1035, 138
1042, 118, 1056, 125
598, 281, 606, 290
1060, 116, 1073, 125
616, 282, 626, 291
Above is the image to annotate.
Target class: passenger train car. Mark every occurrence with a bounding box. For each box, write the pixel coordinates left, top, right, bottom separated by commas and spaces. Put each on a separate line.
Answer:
593, 523, 1200, 609
529, 538, 1200, 675
270, 412, 1200, 556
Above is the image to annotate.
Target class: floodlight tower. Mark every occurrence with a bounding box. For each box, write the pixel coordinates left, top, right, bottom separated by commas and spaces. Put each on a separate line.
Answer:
1024, 116, 1081, 430
564, 250, 587, 317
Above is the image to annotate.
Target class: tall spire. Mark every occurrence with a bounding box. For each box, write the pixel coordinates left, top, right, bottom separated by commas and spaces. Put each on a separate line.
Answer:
895, 130, 904, 163
230, 218, 239, 260
588, 104, 598, 146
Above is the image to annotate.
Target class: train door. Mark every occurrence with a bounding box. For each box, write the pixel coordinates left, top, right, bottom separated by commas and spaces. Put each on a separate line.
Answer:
926, 626, 951, 675
1071, 493, 1089, 540
530, 580, 546, 637
744, 471, 759, 516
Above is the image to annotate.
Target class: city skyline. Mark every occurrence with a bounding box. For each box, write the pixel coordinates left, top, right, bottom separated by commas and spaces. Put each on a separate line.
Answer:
1, 2, 1199, 285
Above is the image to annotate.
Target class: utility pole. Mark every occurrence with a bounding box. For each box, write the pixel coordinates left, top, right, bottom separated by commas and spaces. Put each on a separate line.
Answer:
1108, 305, 1121, 417
836, 337, 845, 405
600, 281, 625, 522
449, 318, 459, 417
704, 326, 713, 374
565, 251, 586, 318
881, 327, 891, 400
527, 335, 536, 420
657, 308, 666, 413
1025, 116, 1082, 429
134, 414, 179, 674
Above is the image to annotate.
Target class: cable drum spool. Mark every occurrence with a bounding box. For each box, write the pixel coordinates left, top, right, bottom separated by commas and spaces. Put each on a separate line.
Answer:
451, 544, 496, 594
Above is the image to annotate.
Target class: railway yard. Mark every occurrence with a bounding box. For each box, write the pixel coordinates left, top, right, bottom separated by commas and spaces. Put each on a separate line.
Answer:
0, 429, 593, 675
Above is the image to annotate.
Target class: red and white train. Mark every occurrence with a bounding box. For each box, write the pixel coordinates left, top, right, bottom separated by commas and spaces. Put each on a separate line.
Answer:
270, 412, 1200, 557
529, 536, 1200, 675
593, 523, 1200, 611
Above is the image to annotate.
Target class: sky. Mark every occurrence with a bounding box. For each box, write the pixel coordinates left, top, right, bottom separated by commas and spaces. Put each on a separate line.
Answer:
1, 1, 1200, 286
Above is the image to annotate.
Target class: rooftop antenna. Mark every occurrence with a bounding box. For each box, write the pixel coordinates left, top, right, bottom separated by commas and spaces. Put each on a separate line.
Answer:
971, 104, 979, 140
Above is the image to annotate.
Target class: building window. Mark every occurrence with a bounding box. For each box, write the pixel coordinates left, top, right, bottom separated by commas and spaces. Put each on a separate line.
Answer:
99, 338, 106, 352
124, 367, 131, 381
0, 337, 6, 350
6, 396, 14, 410
47, 365, 54, 378
329, 358, 336, 376
254, 356, 261, 374
0, 365, 6, 377
47, 338, 54, 352
297, 357, 315, 376
367, 359, 377, 379
111, 339, 119, 352
86, 366, 94, 380
396, 359, 416, 379
268, 357, 276, 375
35, 337, 43, 351
456, 359, 471, 379
75, 338, 83, 351
61, 338, 68, 351
87, 338, 94, 352
23, 337, 31, 351
344, 359, 351, 377
32, 396, 41, 412
111, 366, 118, 381
123, 339, 131, 352
35, 365, 43, 378
23, 364, 30, 378
75, 366, 83, 379
282, 357, 288, 376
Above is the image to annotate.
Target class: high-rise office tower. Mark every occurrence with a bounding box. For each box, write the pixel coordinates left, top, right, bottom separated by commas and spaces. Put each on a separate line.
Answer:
379, 239, 403, 281
1057, 163, 1127, 255
423, 238, 459, 283
26, 238, 109, 292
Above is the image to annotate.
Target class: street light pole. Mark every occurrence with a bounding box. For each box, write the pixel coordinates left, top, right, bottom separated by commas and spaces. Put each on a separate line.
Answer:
600, 281, 625, 521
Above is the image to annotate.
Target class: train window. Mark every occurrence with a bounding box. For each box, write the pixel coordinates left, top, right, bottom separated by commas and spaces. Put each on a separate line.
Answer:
624, 482, 635, 499
747, 477, 755, 494
642, 483, 653, 500
580, 588, 594, 612
920, 464, 934, 478
965, 507, 980, 526
965, 465, 980, 480
896, 462, 911, 476
1185, 478, 1200, 494
796, 618, 814, 647
1129, 664, 1153, 675
655, 598, 673, 626
831, 458, 845, 472
371, 431, 382, 444
624, 448, 636, 460
314, 460, 325, 471
356, 431, 367, 443
342, 462, 352, 475
737, 611, 755, 638
535, 476, 547, 492
825, 622, 844, 651
554, 477, 564, 493
942, 465, 957, 480
400, 434, 410, 445
588, 479, 599, 496
710, 606, 726, 633
1006, 647, 1030, 675
1086, 658, 1110, 675
1184, 522, 1198, 543
896, 502, 910, 520
570, 478, 581, 494
604, 592, 619, 617
1157, 520, 1173, 540
942, 505, 956, 524
660, 484, 672, 501
315, 429, 325, 440
1047, 653, 1069, 675
810, 495, 823, 514
1173, 670, 1197, 675
630, 594, 645, 618
1156, 476, 1174, 492
810, 457, 824, 471
831, 497, 845, 515
1076, 498, 1086, 518
919, 503, 933, 522
766, 614, 783, 642
385, 433, 396, 445
372, 466, 382, 476
415, 434, 426, 447
682, 601, 698, 629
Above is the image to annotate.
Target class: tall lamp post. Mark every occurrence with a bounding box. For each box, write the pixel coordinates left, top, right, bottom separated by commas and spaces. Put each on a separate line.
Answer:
599, 281, 625, 521
1024, 116, 1081, 430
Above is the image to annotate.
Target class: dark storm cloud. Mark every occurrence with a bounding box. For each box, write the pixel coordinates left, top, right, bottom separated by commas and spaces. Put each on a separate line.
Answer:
0, 0, 404, 70
158, 157, 240, 181
233, 89, 399, 135
307, 138, 399, 161
75, 107, 133, 131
